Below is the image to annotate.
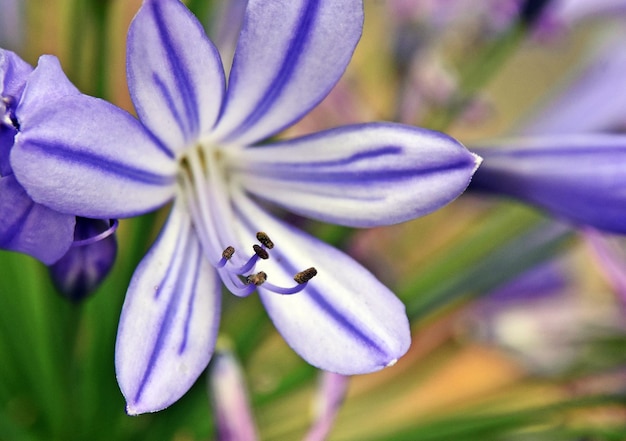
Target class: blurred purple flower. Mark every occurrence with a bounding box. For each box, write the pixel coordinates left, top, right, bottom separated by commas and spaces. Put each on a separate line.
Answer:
470, 135, 626, 233
540, 0, 626, 31
0, 0, 22, 51
208, 349, 259, 441
209, 347, 349, 441
521, 29, 626, 135
303, 372, 349, 441
11, 0, 480, 414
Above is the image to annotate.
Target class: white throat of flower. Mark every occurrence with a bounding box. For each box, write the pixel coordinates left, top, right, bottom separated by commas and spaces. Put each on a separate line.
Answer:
178, 143, 316, 297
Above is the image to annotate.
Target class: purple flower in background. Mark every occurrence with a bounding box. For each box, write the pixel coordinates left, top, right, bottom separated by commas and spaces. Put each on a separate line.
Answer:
0, 0, 22, 51
470, 135, 626, 233
1, 49, 75, 264
209, 348, 349, 441
520, 28, 626, 135
11, 0, 480, 414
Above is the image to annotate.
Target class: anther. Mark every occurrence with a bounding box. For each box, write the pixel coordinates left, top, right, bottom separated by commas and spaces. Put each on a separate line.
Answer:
253, 244, 269, 260
256, 232, 274, 249
294, 267, 318, 284
222, 246, 235, 260
247, 271, 267, 286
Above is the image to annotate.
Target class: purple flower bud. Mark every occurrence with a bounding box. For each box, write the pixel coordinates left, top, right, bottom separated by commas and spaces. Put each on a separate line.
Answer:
48, 218, 118, 302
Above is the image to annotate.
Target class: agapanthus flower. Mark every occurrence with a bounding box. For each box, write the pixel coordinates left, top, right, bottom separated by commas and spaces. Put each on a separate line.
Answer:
11, 0, 480, 414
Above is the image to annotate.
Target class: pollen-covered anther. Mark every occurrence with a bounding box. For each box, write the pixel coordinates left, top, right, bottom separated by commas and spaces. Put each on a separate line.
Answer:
256, 232, 274, 249
222, 246, 235, 260
247, 271, 267, 286
294, 267, 318, 284
253, 244, 269, 260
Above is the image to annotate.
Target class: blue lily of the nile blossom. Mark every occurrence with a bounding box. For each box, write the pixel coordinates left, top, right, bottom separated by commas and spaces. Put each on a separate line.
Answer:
10, 0, 481, 414
1, 49, 118, 300
470, 135, 626, 234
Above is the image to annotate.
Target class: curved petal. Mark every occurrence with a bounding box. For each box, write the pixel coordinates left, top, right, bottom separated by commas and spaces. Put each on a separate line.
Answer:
0, 174, 75, 264
1, 49, 32, 176
16, 55, 80, 116
228, 123, 481, 227
127, 0, 225, 151
470, 134, 626, 234
11, 92, 177, 218
0, 48, 32, 100
231, 190, 410, 374
212, 0, 363, 145
116, 202, 221, 415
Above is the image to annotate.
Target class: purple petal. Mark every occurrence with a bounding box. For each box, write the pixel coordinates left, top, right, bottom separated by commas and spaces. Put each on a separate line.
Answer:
208, 350, 259, 441
0, 174, 75, 264
212, 0, 363, 145
116, 203, 221, 415
545, 0, 626, 26
127, 0, 225, 151
230, 123, 481, 227
11, 94, 177, 218
16, 55, 80, 116
0, 48, 32, 100
470, 134, 626, 233
1, 49, 32, 175
303, 372, 349, 441
520, 30, 626, 135
232, 192, 411, 374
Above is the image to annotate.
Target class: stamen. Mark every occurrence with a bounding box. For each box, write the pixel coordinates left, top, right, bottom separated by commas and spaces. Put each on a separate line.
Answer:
254, 267, 319, 295
71, 219, 119, 247
247, 271, 267, 286
253, 244, 269, 260
256, 232, 274, 249
294, 267, 318, 284
222, 246, 235, 259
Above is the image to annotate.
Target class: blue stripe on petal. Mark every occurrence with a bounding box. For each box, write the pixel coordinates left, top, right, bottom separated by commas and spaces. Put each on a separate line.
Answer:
12, 93, 177, 218
231, 192, 410, 374
133, 231, 202, 404
127, 0, 225, 152
149, 0, 199, 138
116, 204, 221, 415
230, 122, 480, 227
24, 140, 174, 187
272, 248, 390, 359
232, 0, 320, 137
213, 0, 363, 145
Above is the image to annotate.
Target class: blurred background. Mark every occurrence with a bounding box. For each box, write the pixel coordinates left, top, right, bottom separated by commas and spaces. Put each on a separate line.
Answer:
2, 0, 626, 440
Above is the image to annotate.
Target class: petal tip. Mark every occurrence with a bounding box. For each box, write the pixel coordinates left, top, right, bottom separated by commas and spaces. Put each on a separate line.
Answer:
385, 358, 398, 368
471, 151, 484, 172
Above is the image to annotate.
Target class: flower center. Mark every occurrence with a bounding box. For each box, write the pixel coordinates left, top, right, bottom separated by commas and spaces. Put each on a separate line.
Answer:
178, 144, 316, 298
